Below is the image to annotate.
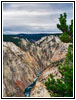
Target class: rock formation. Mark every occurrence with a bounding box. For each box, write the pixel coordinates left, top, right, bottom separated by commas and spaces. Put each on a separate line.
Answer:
3, 35, 69, 97
30, 61, 62, 97
3, 42, 40, 97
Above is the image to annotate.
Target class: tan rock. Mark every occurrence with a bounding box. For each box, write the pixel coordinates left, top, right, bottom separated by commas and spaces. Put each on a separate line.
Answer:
30, 62, 62, 97
3, 35, 69, 97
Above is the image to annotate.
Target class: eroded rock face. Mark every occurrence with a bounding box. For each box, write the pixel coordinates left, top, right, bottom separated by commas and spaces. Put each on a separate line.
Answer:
35, 36, 68, 63
30, 62, 62, 97
20, 36, 68, 68
3, 35, 69, 97
3, 42, 40, 97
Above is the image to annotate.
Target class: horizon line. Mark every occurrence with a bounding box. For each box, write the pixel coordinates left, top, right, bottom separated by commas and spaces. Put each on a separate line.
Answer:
3, 31, 62, 35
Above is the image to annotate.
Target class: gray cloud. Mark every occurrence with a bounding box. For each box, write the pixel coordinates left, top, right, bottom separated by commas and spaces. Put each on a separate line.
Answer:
3, 3, 73, 34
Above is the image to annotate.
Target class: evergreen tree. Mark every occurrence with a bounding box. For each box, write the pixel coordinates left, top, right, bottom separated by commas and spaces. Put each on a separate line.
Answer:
45, 13, 73, 97
57, 13, 73, 43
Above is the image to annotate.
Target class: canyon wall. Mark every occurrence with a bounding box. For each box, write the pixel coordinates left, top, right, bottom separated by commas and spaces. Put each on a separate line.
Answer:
3, 35, 69, 97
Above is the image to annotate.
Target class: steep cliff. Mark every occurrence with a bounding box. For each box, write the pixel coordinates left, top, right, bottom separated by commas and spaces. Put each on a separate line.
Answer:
30, 61, 62, 97
3, 42, 40, 97
3, 35, 69, 97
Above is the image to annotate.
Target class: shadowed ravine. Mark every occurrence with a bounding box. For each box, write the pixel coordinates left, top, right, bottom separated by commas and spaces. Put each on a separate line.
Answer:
24, 73, 40, 97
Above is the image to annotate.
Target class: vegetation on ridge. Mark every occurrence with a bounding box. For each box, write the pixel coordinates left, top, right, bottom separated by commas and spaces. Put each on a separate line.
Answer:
45, 13, 73, 97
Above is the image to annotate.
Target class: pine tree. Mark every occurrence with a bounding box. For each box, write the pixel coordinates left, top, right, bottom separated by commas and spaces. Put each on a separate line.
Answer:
57, 13, 73, 43
45, 13, 73, 97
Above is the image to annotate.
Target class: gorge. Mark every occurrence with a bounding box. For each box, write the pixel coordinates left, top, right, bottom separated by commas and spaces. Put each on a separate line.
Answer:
3, 35, 69, 97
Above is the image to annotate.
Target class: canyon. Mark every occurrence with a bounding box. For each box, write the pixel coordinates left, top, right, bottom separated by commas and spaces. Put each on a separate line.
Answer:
3, 35, 69, 97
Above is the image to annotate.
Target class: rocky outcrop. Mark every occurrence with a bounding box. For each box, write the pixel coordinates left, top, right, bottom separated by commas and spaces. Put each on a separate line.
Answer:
3, 35, 69, 97
30, 61, 62, 97
3, 42, 40, 97
35, 35, 68, 63
20, 36, 68, 67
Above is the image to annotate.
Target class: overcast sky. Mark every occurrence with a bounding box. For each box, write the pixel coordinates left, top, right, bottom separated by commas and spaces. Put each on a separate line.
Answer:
3, 2, 73, 34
